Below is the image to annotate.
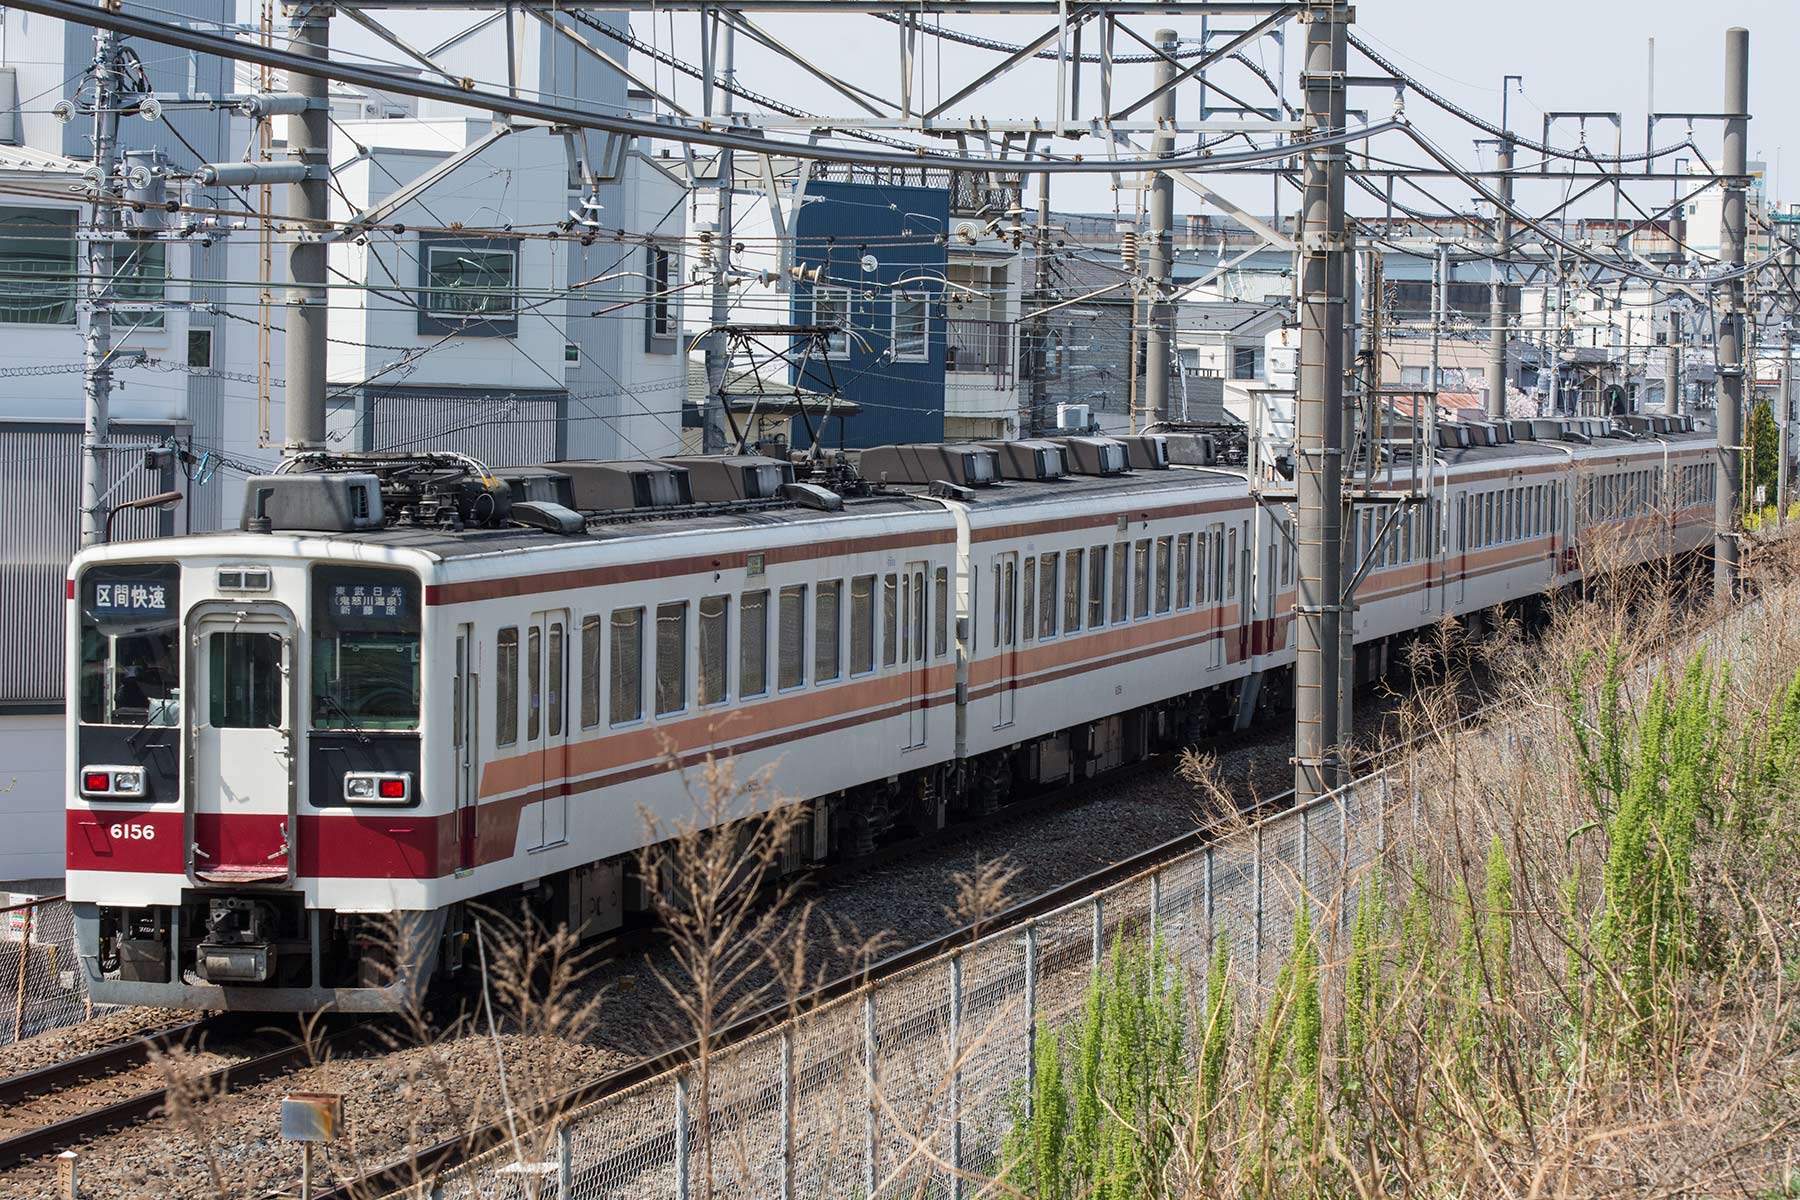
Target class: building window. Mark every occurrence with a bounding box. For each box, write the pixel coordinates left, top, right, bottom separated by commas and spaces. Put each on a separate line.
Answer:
115, 241, 166, 331
892, 293, 928, 361
564, 342, 581, 365
419, 239, 518, 336
1231, 345, 1260, 380
0, 206, 76, 324
188, 327, 214, 370
649, 245, 675, 338
814, 285, 853, 357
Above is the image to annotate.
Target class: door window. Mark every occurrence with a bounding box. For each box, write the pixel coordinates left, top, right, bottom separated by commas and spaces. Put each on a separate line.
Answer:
208, 632, 282, 729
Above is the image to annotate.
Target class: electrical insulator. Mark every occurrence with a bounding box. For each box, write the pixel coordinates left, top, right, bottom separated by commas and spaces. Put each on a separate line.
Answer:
694, 221, 716, 271
1119, 227, 1139, 274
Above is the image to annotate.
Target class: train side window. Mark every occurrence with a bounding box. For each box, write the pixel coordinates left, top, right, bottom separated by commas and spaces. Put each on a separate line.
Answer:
741, 589, 769, 698
897, 570, 911, 662
546, 620, 565, 738
911, 569, 926, 664
817, 580, 843, 681
579, 615, 602, 729
990, 563, 1002, 646
609, 608, 644, 725
934, 567, 950, 658
699, 595, 729, 706
1064, 548, 1084, 631
1175, 534, 1193, 610
1209, 524, 1226, 601
1132, 539, 1151, 619
1111, 543, 1129, 623
779, 584, 807, 690
527, 626, 542, 741
1154, 537, 1172, 613
1039, 552, 1058, 639
852, 574, 876, 675
654, 602, 687, 716
882, 574, 900, 667
1021, 558, 1037, 642
496, 627, 519, 746
1088, 544, 1106, 628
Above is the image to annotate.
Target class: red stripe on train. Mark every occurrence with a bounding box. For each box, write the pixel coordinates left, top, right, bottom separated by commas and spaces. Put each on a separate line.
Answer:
67, 810, 446, 879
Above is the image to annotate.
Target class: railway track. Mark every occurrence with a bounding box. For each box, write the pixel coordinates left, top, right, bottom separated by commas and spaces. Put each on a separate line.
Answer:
0, 1015, 393, 1172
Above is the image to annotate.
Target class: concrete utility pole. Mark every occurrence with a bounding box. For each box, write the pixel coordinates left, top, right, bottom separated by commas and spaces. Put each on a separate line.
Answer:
1143, 28, 1177, 425
1779, 319, 1792, 530
1715, 26, 1748, 601
703, 16, 736, 454
79, 28, 124, 547
1664, 300, 1682, 415
1293, 0, 1349, 807
284, 3, 331, 457
1026, 172, 1050, 436
1486, 127, 1515, 418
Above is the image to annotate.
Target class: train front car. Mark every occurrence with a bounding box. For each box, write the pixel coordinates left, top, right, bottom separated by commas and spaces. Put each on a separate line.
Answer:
66, 540, 443, 1011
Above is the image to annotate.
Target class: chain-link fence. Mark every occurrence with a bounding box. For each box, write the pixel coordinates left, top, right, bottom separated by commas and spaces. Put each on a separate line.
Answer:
0, 895, 102, 1046
420, 771, 1390, 1200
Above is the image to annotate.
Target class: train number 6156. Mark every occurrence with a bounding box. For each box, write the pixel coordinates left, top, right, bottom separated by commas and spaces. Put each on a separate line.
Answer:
109, 823, 156, 841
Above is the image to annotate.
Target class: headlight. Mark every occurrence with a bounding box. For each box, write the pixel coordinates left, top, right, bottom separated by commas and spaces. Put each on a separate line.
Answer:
80, 766, 148, 799
112, 768, 145, 796
342, 772, 411, 804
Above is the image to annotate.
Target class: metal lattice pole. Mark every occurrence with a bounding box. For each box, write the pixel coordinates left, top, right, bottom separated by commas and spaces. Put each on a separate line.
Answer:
1715, 26, 1749, 599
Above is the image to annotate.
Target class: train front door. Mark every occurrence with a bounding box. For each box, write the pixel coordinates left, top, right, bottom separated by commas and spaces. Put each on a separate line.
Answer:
453, 626, 478, 872
188, 607, 295, 883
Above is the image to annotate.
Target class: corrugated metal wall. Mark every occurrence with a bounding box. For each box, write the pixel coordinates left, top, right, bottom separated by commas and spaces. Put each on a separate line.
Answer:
0, 421, 188, 705
357, 388, 566, 467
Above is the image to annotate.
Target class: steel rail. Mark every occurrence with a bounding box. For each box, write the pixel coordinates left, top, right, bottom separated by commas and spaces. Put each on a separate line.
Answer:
0, 1020, 210, 1110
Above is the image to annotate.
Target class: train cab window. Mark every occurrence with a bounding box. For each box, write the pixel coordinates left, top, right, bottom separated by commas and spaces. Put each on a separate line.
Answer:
207, 632, 282, 729
527, 626, 543, 741
1021, 558, 1037, 642
882, 574, 900, 666
78, 562, 180, 728
311, 566, 421, 733
1175, 535, 1193, 609
1064, 549, 1084, 631
699, 595, 729, 706
1088, 545, 1106, 628
741, 590, 769, 698
496, 628, 520, 746
851, 575, 876, 675
817, 581, 843, 681
1039, 553, 1058, 639
654, 601, 687, 716
1154, 537, 1172, 613
934, 568, 950, 658
1111, 543, 1129, 623
580, 616, 602, 728
779, 585, 807, 690
609, 608, 644, 724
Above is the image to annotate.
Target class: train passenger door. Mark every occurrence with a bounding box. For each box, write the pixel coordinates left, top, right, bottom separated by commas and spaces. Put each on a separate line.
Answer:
529, 610, 569, 849
453, 626, 478, 872
188, 607, 295, 883
905, 561, 930, 749
1206, 523, 1225, 669
993, 552, 1018, 729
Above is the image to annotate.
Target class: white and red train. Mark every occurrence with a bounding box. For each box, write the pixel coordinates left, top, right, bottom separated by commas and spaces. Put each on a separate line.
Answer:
64, 415, 1713, 1010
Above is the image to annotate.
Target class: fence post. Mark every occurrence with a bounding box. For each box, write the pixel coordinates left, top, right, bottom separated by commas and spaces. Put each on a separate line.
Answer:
1024, 920, 1038, 1124
1091, 895, 1103, 968
1148, 869, 1161, 945
779, 1027, 794, 1200
1297, 794, 1311, 920
1203, 846, 1215, 968
12, 904, 33, 1041
863, 989, 878, 1199
674, 1070, 691, 1200
1339, 778, 1354, 941
556, 1120, 572, 1200
1252, 819, 1264, 993
948, 951, 963, 1200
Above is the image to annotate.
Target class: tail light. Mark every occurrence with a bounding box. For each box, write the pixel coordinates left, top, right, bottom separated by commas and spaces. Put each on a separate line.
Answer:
342, 772, 413, 804
80, 767, 145, 798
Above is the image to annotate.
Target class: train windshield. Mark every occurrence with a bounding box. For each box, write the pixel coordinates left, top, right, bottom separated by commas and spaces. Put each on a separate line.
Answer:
78, 563, 182, 726
310, 565, 421, 731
